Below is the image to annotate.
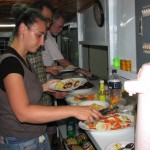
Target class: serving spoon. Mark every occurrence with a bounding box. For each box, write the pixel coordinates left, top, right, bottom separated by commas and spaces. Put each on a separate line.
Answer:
118, 143, 134, 150
99, 105, 119, 115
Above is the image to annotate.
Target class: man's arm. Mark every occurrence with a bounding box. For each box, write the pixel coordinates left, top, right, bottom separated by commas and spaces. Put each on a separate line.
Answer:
57, 59, 73, 67
57, 59, 93, 78
45, 65, 63, 75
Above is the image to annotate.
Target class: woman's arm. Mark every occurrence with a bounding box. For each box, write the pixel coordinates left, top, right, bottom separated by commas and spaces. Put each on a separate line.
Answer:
4, 73, 101, 124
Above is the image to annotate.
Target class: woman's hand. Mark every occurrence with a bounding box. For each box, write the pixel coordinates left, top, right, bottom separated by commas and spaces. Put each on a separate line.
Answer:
71, 106, 102, 124
42, 79, 60, 92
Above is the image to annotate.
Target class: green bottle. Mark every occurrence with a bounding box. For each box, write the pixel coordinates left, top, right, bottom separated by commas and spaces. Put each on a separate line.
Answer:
66, 118, 76, 138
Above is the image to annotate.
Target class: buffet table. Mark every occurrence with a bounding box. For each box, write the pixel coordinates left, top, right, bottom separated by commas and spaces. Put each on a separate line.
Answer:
55, 78, 136, 150
57, 99, 135, 150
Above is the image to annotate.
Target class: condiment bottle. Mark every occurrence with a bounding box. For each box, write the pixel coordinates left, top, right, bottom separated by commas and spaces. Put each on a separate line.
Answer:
108, 69, 122, 105
120, 59, 126, 70
99, 80, 106, 101
125, 60, 132, 71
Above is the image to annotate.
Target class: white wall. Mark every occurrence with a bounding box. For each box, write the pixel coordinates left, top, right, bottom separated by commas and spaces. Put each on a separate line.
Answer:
79, 0, 108, 46
78, 0, 137, 80
108, 0, 137, 80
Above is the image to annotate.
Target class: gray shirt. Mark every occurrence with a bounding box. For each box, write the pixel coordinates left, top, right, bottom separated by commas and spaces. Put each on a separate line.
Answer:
0, 53, 46, 138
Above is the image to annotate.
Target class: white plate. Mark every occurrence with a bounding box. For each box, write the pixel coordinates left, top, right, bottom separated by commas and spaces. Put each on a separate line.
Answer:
70, 88, 94, 94
70, 82, 95, 94
78, 113, 134, 132
78, 100, 109, 109
104, 141, 134, 150
58, 67, 78, 73
49, 78, 87, 91
65, 93, 99, 106
65, 96, 82, 105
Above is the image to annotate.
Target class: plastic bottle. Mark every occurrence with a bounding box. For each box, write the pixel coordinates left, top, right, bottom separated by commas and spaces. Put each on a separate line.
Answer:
66, 118, 76, 138
108, 69, 122, 105
99, 80, 106, 101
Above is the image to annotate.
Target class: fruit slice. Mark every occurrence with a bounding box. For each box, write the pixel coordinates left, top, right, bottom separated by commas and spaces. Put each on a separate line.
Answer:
118, 115, 128, 121
95, 122, 111, 130
112, 122, 122, 130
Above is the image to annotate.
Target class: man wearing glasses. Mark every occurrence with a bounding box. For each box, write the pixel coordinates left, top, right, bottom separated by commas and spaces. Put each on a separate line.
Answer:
42, 12, 97, 79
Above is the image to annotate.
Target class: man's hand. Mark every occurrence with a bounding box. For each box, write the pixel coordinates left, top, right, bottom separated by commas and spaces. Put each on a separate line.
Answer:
45, 66, 63, 75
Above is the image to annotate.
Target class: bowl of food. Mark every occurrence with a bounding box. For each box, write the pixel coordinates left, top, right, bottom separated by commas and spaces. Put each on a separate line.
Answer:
65, 93, 99, 106
77, 100, 109, 111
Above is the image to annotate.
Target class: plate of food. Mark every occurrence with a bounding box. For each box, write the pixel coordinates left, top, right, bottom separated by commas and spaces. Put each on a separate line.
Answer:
65, 93, 99, 105
78, 113, 134, 132
58, 66, 79, 73
104, 141, 134, 150
49, 78, 87, 91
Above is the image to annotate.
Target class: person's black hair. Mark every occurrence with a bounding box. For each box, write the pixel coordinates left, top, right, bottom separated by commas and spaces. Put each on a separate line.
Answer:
10, 3, 46, 40
31, 0, 54, 13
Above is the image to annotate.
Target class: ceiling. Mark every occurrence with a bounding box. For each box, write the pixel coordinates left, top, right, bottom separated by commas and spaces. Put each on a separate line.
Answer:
0, 0, 95, 24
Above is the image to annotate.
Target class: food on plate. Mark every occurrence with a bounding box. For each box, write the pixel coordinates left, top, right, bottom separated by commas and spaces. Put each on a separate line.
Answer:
105, 142, 135, 150
63, 82, 73, 89
76, 82, 94, 90
65, 65, 76, 69
74, 80, 80, 87
55, 79, 81, 90
113, 143, 122, 150
86, 114, 132, 131
73, 94, 98, 101
55, 81, 64, 89
90, 103, 104, 111
70, 94, 99, 104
